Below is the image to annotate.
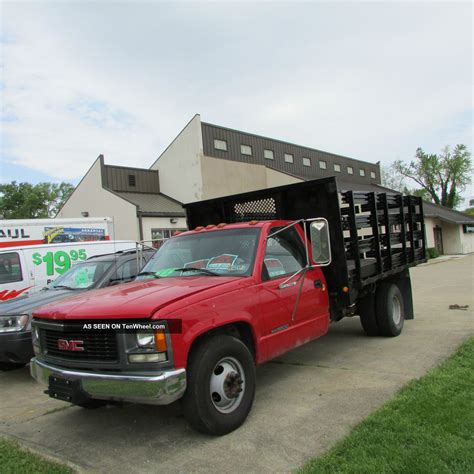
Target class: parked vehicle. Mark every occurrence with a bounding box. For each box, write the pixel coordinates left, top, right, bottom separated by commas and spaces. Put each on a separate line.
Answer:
0, 217, 114, 248
0, 240, 137, 301
0, 248, 155, 370
30, 178, 426, 435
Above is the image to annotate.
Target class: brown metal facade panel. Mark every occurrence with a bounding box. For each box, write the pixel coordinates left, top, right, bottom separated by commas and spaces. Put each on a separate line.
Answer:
103, 165, 160, 193
202, 122, 381, 185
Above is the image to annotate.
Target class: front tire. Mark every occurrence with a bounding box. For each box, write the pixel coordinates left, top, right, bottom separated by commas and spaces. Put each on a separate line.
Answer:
375, 282, 405, 337
182, 335, 256, 435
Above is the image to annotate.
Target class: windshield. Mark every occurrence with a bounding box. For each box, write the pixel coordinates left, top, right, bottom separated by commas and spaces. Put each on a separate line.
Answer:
50, 260, 113, 290
139, 228, 261, 278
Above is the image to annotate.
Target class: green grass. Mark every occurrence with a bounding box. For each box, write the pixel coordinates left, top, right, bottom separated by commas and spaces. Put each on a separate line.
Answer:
0, 438, 73, 474
301, 337, 474, 474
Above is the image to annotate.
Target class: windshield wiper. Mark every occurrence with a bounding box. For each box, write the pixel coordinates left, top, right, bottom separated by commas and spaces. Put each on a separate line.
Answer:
52, 285, 80, 290
137, 271, 162, 279
174, 267, 220, 276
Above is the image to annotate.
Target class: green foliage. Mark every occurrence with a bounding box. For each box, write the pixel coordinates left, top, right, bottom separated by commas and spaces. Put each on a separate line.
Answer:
0, 182, 74, 219
464, 207, 474, 217
394, 145, 472, 209
0, 438, 73, 473
426, 247, 440, 259
301, 337, 474, 474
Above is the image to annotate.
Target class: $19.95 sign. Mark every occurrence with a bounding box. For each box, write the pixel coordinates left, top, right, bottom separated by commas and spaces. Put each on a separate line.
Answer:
32, 249, 87, 276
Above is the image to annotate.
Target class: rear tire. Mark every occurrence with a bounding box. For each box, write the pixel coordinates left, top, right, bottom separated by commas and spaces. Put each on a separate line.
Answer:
182, 335, 256, 435
359, 292, 380, 336
375, 282, 405, 337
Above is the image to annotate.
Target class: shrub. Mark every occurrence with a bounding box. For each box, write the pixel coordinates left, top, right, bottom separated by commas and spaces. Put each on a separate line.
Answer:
426, 247, 439, 259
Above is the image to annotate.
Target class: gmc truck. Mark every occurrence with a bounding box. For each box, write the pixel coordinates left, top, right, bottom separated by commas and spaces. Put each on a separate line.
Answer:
30, 178, 426, 435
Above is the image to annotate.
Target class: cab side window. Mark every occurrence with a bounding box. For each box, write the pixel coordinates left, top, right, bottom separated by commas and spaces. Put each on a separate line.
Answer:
109, 259, 139, 286
0, 252, 23, 284
263, 227, 306, 280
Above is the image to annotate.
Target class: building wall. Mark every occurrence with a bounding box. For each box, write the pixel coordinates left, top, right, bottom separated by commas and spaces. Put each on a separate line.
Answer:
58, 157, 140, 241
460, 228, 474, 254
200, 156, 303, 200
140, 216, 188, 242
201, 122, 381, 185
423, 217, 474, 254
151, 114, 204, 204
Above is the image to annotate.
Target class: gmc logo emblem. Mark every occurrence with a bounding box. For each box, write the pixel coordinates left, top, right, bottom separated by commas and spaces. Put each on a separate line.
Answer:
57, 339, 85, 352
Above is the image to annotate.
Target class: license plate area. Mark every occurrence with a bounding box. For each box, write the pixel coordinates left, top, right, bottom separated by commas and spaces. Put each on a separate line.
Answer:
47, 375, 88, 404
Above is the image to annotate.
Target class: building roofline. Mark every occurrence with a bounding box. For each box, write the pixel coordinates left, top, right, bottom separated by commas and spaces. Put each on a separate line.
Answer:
202, 121, 380, 169
104, 163, 159, 173
150, 114, 201, 169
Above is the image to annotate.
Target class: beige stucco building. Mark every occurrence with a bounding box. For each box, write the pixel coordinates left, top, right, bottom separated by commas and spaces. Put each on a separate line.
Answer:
59, 114, 474, 253
58, 156, 186, 242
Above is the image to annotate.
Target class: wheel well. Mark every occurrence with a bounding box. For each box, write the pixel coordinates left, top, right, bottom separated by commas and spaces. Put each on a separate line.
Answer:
187, 322, 256, 364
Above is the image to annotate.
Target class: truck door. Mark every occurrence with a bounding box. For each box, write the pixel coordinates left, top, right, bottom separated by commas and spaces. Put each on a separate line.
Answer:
258, 225, 329, 361
0, 250, 31, 301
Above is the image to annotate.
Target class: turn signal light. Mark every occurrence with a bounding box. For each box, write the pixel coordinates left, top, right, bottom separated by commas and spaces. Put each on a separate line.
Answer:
154, 329, 167, 353
342, 286, 349, 293
249, 220, 258, 225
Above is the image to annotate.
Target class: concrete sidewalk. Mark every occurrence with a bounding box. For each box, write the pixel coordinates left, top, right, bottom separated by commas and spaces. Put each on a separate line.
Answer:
1, 256, 473, 473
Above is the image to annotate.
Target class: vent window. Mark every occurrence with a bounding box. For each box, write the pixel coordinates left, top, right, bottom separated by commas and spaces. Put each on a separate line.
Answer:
214, 139, 228, 151
128, 175, 136, 187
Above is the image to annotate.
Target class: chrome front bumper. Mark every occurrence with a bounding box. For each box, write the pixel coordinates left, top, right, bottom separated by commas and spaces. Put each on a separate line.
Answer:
31, 358, 186, 405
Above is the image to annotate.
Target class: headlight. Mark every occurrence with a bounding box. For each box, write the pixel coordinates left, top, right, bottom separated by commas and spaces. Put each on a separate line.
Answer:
0, 314, 30, 333
136, 332, 155, 347
130, 328, 168, 363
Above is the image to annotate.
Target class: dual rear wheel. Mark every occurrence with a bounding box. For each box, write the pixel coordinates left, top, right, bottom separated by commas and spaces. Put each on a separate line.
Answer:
359, 282, 405, 337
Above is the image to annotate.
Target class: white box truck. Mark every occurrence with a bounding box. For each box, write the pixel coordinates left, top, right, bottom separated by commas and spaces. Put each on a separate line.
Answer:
0, 240, 137, 301
0, 217, 114, 249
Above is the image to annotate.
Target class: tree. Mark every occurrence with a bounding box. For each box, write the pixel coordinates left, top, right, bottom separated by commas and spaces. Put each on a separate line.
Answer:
394, 145, 472, 209
0, 181, 75, 219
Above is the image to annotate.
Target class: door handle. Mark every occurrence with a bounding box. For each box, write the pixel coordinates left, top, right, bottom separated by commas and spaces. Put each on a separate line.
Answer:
314, 279, 323, 289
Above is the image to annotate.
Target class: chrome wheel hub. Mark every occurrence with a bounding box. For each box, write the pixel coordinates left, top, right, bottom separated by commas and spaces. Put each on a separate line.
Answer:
210, 357, 245, 414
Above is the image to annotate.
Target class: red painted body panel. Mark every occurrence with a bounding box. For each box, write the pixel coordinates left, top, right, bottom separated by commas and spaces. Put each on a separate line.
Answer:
33, 220, 330, 369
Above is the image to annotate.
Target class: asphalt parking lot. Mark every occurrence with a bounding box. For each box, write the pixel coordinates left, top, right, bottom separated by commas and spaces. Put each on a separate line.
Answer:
1, 255, 473, 473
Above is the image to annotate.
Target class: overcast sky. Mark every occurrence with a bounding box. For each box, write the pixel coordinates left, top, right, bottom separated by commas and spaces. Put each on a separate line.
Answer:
1, 1, 473, 201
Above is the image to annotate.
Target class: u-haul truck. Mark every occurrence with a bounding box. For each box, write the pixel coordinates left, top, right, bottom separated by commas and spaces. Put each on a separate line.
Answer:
0, 240, 136, 301
0, 217, 114, 249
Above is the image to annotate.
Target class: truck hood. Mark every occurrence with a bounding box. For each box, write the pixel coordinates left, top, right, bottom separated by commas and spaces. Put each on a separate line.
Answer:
33, 276, 241, 320
0, 289, 86, 316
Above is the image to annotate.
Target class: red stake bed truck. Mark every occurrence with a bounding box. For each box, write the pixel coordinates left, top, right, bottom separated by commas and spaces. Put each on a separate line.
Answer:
30, 178, 426, 435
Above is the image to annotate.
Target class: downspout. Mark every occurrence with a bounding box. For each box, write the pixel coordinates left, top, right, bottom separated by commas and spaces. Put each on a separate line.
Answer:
137, 211, 144, 241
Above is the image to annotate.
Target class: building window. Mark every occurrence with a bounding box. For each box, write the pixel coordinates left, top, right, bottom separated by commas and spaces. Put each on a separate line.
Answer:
214, 139, 227, 151
334, 164, 341, 172
360, 169, 366, 177
128, 175, 136, 186
303, 157, 311, 167
284, 153, 294, 163
370, 171, 376, 179
151, 228, 186, 248
319, 160, 327, 170
241, 144, 252, 156
347, 166, 353, 175
264, 149, 274, 160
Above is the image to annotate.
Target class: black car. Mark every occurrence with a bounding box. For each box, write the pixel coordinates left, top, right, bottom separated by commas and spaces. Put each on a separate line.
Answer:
0, 248, 155, 370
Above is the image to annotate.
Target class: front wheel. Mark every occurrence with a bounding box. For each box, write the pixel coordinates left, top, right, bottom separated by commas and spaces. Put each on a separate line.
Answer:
182, 335, 256, 435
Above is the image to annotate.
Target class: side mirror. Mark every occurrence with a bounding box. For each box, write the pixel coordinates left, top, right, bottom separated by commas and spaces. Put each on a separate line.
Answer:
310, 218, 331, 266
